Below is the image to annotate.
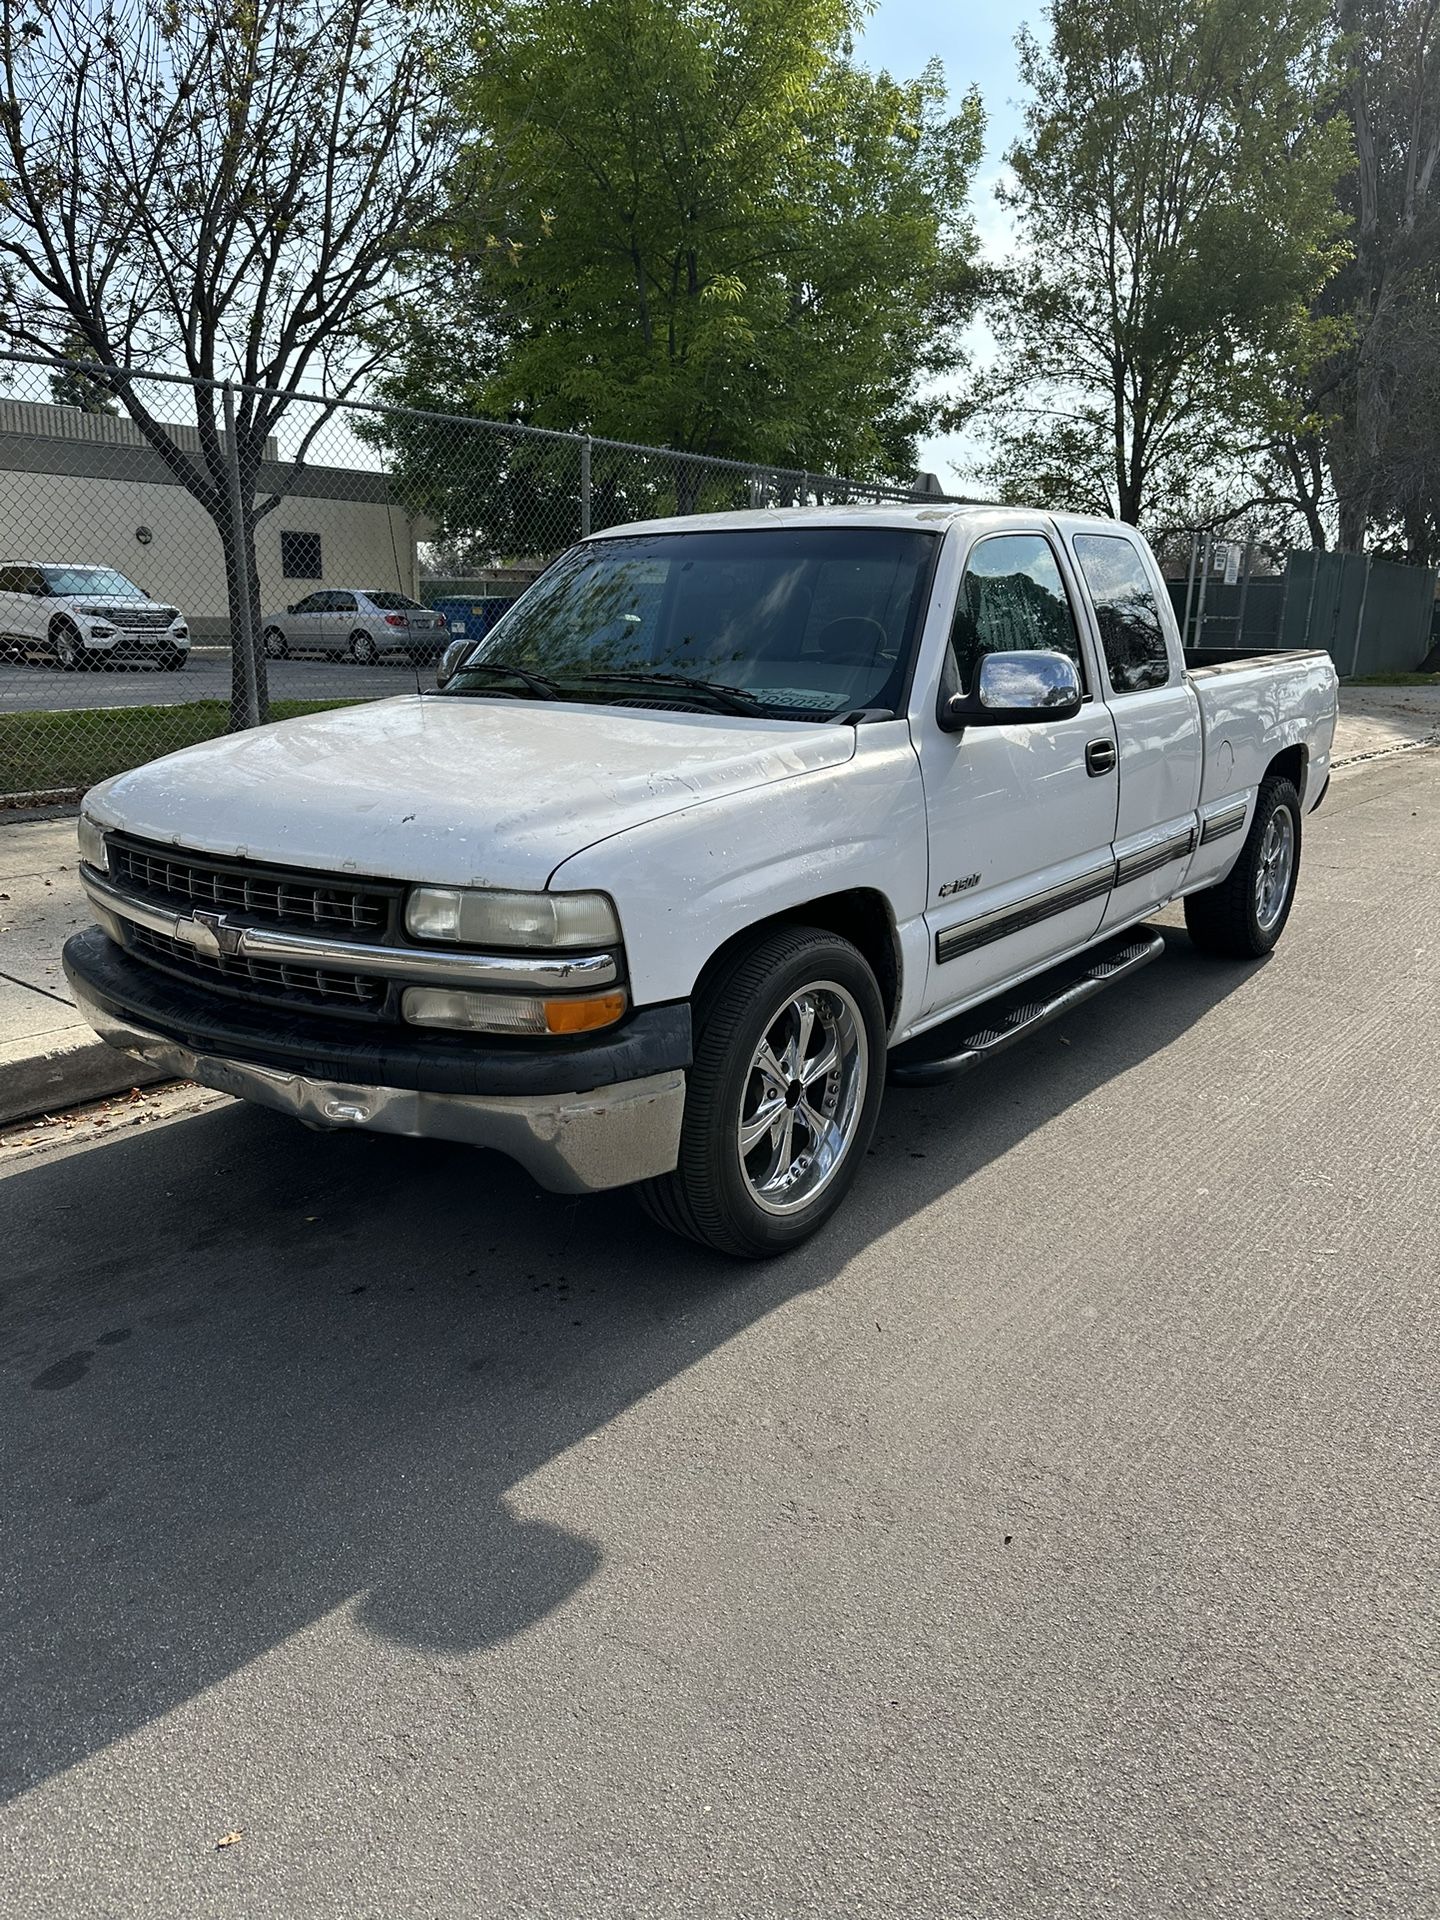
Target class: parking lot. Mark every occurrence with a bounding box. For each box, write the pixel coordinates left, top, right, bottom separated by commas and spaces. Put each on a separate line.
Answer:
2, 747, 1435, 1918
0, 644, 428, 714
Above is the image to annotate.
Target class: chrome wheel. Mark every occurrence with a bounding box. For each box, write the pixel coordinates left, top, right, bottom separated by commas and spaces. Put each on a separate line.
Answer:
737, 981, 869, 1217
1255, 805, 1295, 932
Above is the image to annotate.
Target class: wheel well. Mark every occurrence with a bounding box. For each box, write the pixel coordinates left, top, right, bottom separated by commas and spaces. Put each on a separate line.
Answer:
1265, 744, 1306, 796
695, 890, 902, 1024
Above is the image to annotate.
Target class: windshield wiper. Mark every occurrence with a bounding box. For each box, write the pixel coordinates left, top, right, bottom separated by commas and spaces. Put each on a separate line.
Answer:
445, 660, 565, 701
576, 670, 771, 716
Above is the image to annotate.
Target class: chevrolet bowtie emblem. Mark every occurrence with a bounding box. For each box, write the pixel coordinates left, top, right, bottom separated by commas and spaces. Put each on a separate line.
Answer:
180, 908, 244, 958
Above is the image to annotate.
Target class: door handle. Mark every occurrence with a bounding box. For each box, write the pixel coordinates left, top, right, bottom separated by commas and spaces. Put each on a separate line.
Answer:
1086, 739, 1117, 777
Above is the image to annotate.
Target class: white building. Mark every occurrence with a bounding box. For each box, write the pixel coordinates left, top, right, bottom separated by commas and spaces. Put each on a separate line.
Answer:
0, 399, 429, 638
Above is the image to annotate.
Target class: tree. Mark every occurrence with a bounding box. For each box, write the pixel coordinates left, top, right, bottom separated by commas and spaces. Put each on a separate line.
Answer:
48, 332, 117, 415
1315, 0, 1440, 555
373, 0, 983, 512
967, 0, 1351, 526
0, 0, 452, 723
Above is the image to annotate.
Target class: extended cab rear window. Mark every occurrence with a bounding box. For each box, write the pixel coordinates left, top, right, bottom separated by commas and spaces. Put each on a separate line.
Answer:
1072, 534, 1171, 693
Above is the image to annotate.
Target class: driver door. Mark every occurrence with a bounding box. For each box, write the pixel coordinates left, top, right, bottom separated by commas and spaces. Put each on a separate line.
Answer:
916, 527, 1119, 1021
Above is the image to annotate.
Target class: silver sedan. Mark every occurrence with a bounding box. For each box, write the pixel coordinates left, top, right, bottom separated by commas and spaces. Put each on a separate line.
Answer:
260, 589, 448, 664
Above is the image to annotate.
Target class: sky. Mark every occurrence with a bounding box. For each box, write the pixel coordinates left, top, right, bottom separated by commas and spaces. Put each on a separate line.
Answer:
851, 1, 1047, 489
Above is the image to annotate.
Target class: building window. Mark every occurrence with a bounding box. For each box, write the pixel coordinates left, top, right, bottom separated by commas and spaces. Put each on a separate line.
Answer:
280, 531, 323, 580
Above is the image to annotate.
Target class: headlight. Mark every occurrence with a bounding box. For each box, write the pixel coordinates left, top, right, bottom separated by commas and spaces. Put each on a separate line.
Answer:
77, 812, 109, 872
402, 986, 627, 1035
405, 886, 619, 949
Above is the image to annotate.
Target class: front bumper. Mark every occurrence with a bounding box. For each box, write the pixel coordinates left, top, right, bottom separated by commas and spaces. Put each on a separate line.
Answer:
82, 627, 188, 654
63, 928, 689, 1192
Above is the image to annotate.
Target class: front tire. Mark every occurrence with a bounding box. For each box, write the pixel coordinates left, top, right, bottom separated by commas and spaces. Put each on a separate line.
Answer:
637, 927, 886, 1257
349, 629, 379, 665
159, 649, 187, 671
51, 619, 85, 671
1184, 774, 1302, 958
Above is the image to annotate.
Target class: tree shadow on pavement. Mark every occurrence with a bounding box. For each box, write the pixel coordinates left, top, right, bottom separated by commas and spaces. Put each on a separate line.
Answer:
0, 928, 1257, 1800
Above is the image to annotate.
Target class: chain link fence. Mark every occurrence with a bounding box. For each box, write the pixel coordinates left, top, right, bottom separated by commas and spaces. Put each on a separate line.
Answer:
0, 351, 962, 803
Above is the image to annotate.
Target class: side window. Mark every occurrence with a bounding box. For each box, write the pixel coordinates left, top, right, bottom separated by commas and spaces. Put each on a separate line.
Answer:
293, 592, 324, 614
330, 592, 357, 613
0, 567, 18, 591
1072, 534, 1171, 694
947, 533, 1085, 696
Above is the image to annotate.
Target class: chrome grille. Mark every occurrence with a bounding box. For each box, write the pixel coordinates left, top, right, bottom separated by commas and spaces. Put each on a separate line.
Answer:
108, 837, 392, 933
130, 924, 386, 1013
101, 605, 175, 630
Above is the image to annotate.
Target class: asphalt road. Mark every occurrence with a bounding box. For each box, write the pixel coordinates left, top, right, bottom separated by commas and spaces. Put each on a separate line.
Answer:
1, 752, 1436, 1918
0, 645, 428, 712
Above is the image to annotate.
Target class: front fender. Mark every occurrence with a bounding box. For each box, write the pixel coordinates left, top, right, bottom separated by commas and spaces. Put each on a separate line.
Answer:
548, 722, 930, 1023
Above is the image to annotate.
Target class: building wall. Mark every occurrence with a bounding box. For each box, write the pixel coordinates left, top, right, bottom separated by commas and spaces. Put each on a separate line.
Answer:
0, 401, 426, 638
0, 469, 421, 637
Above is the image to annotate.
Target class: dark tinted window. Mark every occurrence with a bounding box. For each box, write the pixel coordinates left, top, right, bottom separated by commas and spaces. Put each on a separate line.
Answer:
365, 591, 423, 611
329, 591, 357, 612
292, 592, 325, 613
280, 531, 322, 580
948, 534, 1084, 695
1072, 534, 1170, 693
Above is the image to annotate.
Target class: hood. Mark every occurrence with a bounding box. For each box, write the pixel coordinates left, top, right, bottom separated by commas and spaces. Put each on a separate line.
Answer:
65, 594, 170, 610
88, 695, 856, 890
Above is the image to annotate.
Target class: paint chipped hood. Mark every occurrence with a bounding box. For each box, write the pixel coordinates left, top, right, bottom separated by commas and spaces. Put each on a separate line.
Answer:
85, 694, 857, 889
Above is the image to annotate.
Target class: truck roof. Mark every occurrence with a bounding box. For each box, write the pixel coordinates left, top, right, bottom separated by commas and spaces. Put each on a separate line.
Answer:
580, 503, 1128, 540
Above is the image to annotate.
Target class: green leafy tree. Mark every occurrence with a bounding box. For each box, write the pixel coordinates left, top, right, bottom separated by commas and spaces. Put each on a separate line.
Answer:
374, 0, 983, 528
967, 0, 1351, 526
48, 333, 118, 415
1315, 0, 1440, 555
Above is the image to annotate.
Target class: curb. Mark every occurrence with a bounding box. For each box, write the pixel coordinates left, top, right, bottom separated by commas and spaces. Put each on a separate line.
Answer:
0, 1028, 170, 1129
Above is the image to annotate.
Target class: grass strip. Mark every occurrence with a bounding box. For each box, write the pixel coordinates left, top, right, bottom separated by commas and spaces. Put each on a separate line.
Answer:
1, 699, 364, 798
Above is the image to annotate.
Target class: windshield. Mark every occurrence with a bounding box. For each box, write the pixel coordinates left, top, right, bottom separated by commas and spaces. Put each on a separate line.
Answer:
442, 527, 938, 719
365, 591, 424, 610
41, 566, 146, 598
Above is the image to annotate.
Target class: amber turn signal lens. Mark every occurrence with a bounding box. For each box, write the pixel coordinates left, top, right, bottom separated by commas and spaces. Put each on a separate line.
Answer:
542, 992, 627, 1034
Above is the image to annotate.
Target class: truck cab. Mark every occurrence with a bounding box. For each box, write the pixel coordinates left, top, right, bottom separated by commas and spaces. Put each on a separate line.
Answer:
64, 506, 1338, 1255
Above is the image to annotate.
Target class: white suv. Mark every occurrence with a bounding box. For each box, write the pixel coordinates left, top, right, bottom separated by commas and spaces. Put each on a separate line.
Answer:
0, 564, 191, 670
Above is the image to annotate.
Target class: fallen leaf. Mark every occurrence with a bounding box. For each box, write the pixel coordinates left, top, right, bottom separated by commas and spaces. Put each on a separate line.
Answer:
215, 1829, 243, 1850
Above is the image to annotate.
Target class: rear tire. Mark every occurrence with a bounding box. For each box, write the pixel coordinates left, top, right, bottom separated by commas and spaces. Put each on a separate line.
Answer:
1184, 775, 1302, 958
350, 629, 379, 665
636, 927, 886, 1258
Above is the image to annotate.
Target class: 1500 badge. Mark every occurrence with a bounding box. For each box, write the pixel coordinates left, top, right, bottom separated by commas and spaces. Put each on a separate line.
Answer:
938, 873, 982, 898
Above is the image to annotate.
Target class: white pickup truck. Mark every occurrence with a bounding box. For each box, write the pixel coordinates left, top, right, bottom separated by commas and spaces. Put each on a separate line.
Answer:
66, 507, 1337, 1255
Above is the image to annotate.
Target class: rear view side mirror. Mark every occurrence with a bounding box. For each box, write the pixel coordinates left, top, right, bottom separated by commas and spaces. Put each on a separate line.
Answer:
939, 650, 1083, 732
436, 636, 473, 688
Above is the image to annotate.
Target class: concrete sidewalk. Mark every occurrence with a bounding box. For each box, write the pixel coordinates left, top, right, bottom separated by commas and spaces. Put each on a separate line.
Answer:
1, 685, 1436, 1128
0, 810, 164, 1125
